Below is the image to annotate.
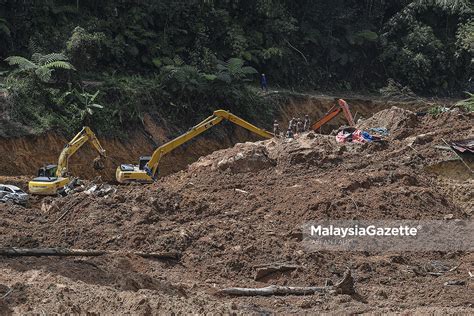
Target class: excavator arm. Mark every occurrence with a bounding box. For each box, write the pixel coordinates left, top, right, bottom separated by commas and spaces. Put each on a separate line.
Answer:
116, 109, 273, 183
56, 126, 107, 177
312, 99, 355, 131
29, 126, 106, 195
145, 109, 272, 177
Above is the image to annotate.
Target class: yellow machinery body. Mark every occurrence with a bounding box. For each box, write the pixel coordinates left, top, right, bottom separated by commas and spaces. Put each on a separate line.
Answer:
116, 109, 273, 183
28, 176, 71, 196
28, 126, 106, 195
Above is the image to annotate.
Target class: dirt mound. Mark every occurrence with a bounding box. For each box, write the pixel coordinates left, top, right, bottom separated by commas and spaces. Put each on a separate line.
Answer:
357, 106, 418, 139
191, 142, 276, 174
0, 108, 473, 313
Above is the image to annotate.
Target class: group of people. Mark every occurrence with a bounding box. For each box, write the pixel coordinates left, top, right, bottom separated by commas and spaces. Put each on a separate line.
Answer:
260, 74, 312, 138
273, 115, 311, 138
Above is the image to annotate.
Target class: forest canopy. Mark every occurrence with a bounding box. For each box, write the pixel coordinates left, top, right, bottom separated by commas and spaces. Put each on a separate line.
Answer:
0, 0, 472, 134
1, 0, 472, 93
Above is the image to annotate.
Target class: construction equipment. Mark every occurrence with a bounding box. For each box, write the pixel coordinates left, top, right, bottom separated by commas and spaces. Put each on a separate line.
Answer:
312, 99, 355, 131
116, 109, 273, 183
28, 126, 107, 195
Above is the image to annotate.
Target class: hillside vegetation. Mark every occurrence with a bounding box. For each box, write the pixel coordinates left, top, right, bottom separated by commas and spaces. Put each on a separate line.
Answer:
0, 0, 472, 135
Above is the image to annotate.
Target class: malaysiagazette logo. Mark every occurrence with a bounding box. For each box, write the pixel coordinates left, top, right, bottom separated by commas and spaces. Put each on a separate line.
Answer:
311, 224, 419, 238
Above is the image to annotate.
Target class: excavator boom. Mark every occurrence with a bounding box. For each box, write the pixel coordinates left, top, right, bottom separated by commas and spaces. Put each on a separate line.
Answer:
56, 126, 107, 177
28, 126, 106, 195
116, 110, 273, 183
312, 99, 355, 131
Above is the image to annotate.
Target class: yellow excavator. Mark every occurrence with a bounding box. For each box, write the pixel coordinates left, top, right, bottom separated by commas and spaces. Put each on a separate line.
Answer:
116, 109, 273, 183
28, 126, 107, 195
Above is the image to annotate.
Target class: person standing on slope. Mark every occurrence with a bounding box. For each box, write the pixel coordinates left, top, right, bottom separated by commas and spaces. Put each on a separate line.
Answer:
273, 120, 280, 138
303, 114, 310, 131
260, 73, 268, 92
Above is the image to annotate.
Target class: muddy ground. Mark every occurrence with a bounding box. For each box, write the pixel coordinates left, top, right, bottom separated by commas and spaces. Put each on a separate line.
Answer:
0, 105, 473, 314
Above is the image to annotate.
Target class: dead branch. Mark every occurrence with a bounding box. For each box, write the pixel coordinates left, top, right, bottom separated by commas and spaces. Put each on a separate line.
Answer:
0, 248, 180, 260
220, 269, 354, 296
284, 39, 309, 64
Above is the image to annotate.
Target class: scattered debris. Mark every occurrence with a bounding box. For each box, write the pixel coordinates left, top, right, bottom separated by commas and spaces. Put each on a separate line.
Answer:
450, 139, 474, 154
442, 138, 474, 174
336, 127, 382, 143
443, 280, 466, 286
357, 106, 417, 139
369, 127, 389, 137
0, 105, 472, 313
83, 183, 117, 197
234, 188, 249, 194
220, 269, 354, 296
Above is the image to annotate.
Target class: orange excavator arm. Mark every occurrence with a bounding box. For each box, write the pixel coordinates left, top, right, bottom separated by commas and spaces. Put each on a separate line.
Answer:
311, 99, 355, 130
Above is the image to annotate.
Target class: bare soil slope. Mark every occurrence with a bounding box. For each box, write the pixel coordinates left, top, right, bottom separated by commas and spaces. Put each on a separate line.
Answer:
0, 108, 473, 314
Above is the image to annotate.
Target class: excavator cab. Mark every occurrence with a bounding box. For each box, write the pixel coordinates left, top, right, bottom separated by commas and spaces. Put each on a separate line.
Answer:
37, 165, 58, 178
139, 156, 151, 170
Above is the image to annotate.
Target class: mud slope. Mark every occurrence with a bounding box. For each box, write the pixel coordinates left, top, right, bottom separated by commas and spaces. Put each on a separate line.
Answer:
0, 108, 472, 314
0, 96, 428, 182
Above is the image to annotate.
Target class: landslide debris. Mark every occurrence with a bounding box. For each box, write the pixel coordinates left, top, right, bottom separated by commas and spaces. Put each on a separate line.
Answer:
357, 106, 418, 139
0, 107, 473, 314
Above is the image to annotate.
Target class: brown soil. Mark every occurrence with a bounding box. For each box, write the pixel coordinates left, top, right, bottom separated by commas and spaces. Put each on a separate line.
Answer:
0, 96, 427, 182
1, 99, 473, 314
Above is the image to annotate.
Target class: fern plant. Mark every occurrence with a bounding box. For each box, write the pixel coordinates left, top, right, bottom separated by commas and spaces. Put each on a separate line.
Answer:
5, 52, 75, 82
216, 58, 257, 83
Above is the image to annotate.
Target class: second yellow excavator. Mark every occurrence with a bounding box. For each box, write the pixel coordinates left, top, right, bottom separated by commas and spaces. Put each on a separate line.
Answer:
28, 126, 107, 195
116, 109, 273, 183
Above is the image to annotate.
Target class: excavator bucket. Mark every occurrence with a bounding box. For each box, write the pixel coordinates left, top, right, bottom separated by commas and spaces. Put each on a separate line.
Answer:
93, 156, 105, 170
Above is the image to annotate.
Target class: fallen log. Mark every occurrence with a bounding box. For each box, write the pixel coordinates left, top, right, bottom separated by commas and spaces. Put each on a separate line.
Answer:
220, 269, 354, 296
0, 248, 180, 260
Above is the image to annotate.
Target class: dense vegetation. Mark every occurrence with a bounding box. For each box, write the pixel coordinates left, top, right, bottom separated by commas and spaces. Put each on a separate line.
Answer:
0, 0, 472, 135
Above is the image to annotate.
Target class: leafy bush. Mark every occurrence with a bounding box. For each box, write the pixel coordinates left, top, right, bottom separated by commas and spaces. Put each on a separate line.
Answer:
4, 76, 57, 132
66, 27, 106, 72
456, 92, 474, 112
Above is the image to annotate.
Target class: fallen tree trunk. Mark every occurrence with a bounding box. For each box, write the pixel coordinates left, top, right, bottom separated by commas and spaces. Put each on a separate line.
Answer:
219, 285, 328, 296
219, 269, 354, 296
0, 248, 180, 260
